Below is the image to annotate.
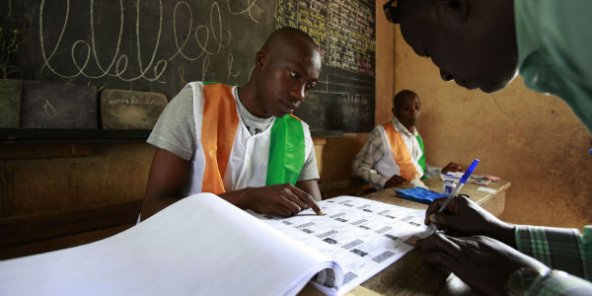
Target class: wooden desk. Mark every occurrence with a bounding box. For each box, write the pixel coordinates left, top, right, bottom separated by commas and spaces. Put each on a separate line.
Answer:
300, 177, 511, 296
365, 177, 511, 217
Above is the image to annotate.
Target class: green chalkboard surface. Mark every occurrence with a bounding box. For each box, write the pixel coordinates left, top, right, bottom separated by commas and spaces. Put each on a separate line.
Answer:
1, 0, 375, 132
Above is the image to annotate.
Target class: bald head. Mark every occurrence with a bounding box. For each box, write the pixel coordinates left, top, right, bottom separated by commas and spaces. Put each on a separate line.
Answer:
262, 27, 319, 52
389, 0, 517, 93
259, 27, 322, 73
241, 27, 322, 118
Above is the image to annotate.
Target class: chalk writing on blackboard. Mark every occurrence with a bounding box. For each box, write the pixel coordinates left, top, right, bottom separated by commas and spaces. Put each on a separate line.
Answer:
8, 0, 275, 98
37, 0, 264, 83
42, 100, 57, 118
276, 0, 375, 132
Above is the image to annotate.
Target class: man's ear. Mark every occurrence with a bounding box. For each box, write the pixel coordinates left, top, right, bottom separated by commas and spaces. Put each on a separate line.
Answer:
435, 0, 469, 22
255, 50, 269, 70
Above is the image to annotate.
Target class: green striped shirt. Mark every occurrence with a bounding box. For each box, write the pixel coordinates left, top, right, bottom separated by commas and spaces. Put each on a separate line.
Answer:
515, 225, 592, 295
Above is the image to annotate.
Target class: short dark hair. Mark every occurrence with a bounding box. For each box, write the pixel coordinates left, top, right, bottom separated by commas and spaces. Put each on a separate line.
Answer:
262, 27, 318, 51
393, 89, 419, 111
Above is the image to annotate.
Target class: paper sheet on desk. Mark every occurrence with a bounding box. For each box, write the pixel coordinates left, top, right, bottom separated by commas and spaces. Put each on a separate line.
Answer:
477, 186, 497, 194
260, 196, 431, 295
0, 193, 339, 296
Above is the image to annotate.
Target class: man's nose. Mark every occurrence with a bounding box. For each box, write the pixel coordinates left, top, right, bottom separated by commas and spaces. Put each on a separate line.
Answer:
291, 84, 306, 102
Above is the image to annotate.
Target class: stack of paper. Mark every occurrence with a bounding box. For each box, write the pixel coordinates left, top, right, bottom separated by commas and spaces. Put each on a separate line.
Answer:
0, 194, 430, 296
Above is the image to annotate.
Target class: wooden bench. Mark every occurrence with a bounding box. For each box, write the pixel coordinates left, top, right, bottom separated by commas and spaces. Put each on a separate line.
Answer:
0, 199, 141, 259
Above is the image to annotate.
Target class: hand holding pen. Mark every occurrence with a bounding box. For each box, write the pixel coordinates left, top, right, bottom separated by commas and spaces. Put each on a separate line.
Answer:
426, 159, 480, 233
423, 159, 516, 244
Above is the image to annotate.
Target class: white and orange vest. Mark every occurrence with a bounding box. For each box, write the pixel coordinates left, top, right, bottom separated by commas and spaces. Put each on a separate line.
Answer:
185, 82, 314, 195
374, 121, 425, 182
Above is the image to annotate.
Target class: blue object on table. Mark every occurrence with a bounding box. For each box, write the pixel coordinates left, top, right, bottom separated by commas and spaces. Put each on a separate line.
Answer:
395, 187, 447, 204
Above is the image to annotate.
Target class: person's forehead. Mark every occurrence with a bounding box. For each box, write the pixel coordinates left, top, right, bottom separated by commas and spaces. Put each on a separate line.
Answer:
399, 96, 420, 108
276, 38, 319, 62
274, 40, 321, 76
398, 7, 435, 56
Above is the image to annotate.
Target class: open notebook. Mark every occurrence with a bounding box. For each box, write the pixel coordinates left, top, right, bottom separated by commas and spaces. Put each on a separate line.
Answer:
0, 194, 430, 296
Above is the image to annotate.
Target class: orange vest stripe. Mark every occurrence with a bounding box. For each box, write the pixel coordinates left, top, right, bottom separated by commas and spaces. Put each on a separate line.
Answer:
201, 84, 239, 194
382, 122, 418, 181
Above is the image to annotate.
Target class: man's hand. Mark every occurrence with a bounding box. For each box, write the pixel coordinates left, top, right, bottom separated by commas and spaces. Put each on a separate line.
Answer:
224, 184, 322, 217
384, 175, 409, 188
425, 195, 515, 246
442, 162, 464, 174
416, 234, 549, 296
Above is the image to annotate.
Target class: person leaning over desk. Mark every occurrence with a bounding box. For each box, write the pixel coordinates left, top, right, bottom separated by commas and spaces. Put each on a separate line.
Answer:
384, 0, 592, 295
141, 27, 323, 220
352, 89, 463, 189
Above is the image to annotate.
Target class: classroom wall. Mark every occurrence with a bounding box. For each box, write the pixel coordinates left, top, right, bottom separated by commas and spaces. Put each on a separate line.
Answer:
392, 28, 592, 228
0, 143, 153, 216
374, 2, 396, 125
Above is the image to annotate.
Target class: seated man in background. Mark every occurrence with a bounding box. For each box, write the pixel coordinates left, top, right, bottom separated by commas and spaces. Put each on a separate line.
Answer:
141, 27, 323, 220
352, 89, 463, 189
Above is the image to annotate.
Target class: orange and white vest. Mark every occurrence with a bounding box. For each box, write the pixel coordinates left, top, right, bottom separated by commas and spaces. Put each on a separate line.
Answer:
185, 82, 314, 195
374, 120, 424, 182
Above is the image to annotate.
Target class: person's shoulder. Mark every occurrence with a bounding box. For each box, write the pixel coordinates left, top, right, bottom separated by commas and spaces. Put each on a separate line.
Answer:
198, 81, 234, 92
168, 84, 196, 106
372, 124, 386, 134
286, 114, 308, 126
178, 81, 232, 100
283, 115, 314, 138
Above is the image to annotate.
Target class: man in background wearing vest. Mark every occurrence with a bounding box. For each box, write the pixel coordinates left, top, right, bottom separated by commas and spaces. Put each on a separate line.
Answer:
352, 89, 463, 189
141, 27, 323, 220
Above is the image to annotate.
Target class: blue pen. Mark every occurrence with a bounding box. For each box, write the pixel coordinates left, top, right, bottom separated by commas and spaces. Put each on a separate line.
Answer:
589, 148, 592, 155
428, 159, 480, 232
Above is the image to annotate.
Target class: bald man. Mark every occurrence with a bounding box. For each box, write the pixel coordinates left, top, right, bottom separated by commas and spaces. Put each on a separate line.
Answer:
141, 27, 323, 219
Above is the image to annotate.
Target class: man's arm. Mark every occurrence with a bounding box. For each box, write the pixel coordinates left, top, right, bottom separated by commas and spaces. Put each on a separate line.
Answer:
416, 234, 592, 296
441, 162, 464, 173
296, 179, 322, 201
141, 86, 195, 220
141, 149, 323, 219
218, 184, 322, 216
352, 128, 389, 189
141, 149, 190, 220
515, 225, 592, 281
428, 202, 592, 281
522, 270, 592, 296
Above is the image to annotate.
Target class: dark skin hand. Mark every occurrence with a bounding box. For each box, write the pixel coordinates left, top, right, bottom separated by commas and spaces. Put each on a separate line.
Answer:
384, 175, 410, 188
223, 183, 322, 217
441, 162, 463, 174
416, 234, 549, 296
384, 161, 463, 188
141, 149, 322, 220
425, 194, 516, 246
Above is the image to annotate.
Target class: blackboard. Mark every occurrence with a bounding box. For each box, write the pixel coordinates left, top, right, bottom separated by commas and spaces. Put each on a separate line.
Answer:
1, 0, 375, 132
